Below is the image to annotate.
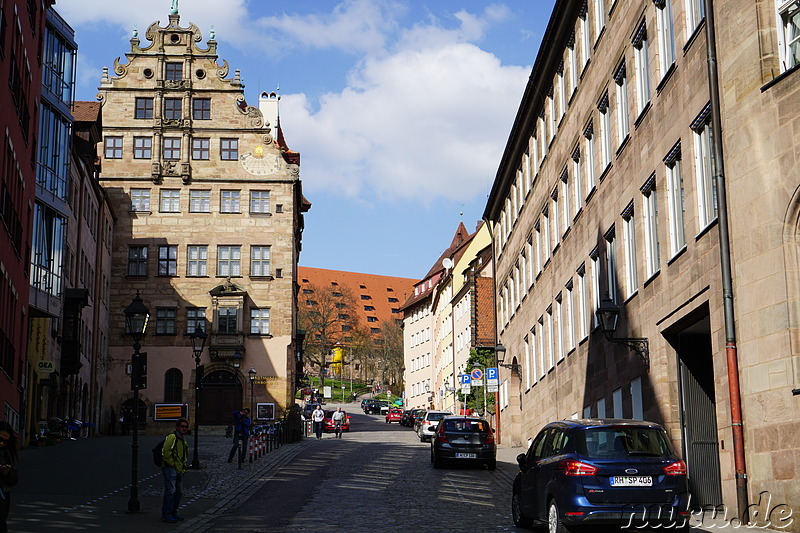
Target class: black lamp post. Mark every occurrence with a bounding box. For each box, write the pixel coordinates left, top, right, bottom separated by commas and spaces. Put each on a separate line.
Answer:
189, 325, 207, 469
248, 368, 257, 416
596, 295, 650, 369
496, 343, 521, 375
124, 291, 149, 513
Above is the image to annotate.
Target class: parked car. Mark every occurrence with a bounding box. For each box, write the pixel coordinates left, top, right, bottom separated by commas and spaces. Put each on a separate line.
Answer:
385, 409, 403, 423
416, 411, 452, 442
402, 408, 424, 427
412, 410, 427, 432
511, 419, 690, 532
430, 416, 496, 470
365, 400, 389, 415
360, 399, 371, 410
322, 410, 351, 432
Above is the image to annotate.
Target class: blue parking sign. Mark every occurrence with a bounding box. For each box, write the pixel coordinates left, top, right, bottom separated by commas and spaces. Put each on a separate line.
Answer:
460, 374, 471, 385
486, 367, 498, 380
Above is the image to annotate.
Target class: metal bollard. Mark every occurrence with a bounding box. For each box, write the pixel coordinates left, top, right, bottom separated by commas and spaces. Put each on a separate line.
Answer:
248, 433, 254, 463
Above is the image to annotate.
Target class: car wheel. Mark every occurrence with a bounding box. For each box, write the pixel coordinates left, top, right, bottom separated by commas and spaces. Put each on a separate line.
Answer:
486, 458, 496, 471
511, 488, 533, 528
548, 500, 569, 533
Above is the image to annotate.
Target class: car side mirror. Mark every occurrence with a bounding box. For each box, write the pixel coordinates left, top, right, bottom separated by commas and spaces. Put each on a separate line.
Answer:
516, 453, 527, 470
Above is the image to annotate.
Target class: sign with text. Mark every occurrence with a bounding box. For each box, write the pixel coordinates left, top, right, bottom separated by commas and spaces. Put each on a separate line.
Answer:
34, 359, 55, 376
486, 367, 499, 386
470, 368, 484, 385
256, 403, 275, 420
154, 404, 188, 420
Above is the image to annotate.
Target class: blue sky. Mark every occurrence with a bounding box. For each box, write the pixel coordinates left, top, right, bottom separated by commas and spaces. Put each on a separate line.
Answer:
57, 0, 556, 279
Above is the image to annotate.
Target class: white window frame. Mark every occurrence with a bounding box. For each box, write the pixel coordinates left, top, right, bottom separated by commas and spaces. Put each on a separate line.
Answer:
556, 296, 565, 362
561, 171, 571, 235
590, 252, 601, 328
531, 326, 539, 384
623, 207, 639, 298
693, 120, 717, 229
578, 266, 588, 340
778, 0, 800, 71
572, 148, 583, 211
524, 335, 532, 390
633, 24, 651, 117
615, 62, 630, 144
605, 230, 619, 303
189, 189, 210, 213
584, 124, 597, 194
538, 318, 546, 379
598, 94, 612, 170
547, 307, 555, 370
594, 0, 606, 43
685, 0, 706, 35
568, 39, 578, 96
666, 155, 686, 256
580, 9, 591, 70
565, 280, 576, 351
187, 245, 208, 276
643, 183, 661, 278
130, 189, 150, 212
551, 191, 560, 249
159, 189, 180, 213
656, 0, 676, 78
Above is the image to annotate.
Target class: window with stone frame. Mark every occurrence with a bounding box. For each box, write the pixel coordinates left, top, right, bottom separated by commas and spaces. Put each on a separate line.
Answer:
127, 245, 148, 276
155, 307, 177, 335
632, 20, 651, 116
220, 190, 241, 213
656, 0, 676, 78
130, 189, 150, 211
186, 245, 208, 276
220, 138, 238, 160
104, 136, 122, 159
691, 104, 717, 229
218, 307, 238, 334
189, 190, 210, 213
164, 62, 183, 80
159, 189, 180, 212
641, 176, 661, 278
192, 98, 211, 120
250, 308, 270, 335
614, 60, 630, 144
685, 0, 705, 35
133, 136, 152, 159
250, 190, 270, 213
192, 138, 209, 160
135, 97, 153, 119
779, 1, 800, 71
157, 245, 178, 276
622, 203, 638, 298
163, 97, 182, 120
250, 245, 271, 277
186, 307, 206, 333
217, 245, 241, 276
163, 137, 181, 160
664, 142, 686, 256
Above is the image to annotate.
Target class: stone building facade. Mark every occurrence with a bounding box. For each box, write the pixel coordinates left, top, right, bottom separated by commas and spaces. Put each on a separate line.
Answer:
484, 0, 799, 527
97, 11, 308, 429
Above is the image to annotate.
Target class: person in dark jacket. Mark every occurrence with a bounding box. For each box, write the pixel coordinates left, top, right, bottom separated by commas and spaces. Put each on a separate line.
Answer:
0, 421, 20, 533
227, 408, 251, 464
160, 418, 190, 523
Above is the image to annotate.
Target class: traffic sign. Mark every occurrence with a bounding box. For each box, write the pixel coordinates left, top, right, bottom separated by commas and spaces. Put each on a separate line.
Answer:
486, 367, 499, 386
487, 384, 499, 393
460, 374, 471, 385
470, 368, 483, 382
461, 385, 471, 395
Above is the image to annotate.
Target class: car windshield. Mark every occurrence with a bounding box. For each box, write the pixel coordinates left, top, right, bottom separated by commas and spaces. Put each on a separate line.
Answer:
442, 419, 490, 432
578, 427, 673, 458
427, 412, 450, 422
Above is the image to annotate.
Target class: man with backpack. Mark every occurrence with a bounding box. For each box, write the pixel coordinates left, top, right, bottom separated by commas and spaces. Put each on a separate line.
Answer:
159, 418, 189, 523
227, 408, 251, 464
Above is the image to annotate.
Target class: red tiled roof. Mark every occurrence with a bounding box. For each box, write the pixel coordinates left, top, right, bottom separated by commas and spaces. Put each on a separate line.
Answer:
298, 267, 416, 334
72, 101, 101, 123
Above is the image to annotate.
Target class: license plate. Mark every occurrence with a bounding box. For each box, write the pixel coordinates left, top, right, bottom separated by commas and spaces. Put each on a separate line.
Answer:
455, 453, 477, 459
611, 476, 653, 487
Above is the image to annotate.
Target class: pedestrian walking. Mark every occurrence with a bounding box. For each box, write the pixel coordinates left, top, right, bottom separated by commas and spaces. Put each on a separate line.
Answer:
0, 422, 20, 533
311, 405, 325, 439
226, 408, 251, 464
107, 407, 117, 436
331, 407, 345, 438
159, 418, 189, 523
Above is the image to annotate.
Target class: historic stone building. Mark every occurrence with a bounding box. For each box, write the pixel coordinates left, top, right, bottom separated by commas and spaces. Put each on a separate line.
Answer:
97, 10, 309, 428
485, 0, 800, 527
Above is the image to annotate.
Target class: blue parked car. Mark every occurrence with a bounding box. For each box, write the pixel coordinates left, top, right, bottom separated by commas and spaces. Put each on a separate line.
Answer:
512, 419, 690, 532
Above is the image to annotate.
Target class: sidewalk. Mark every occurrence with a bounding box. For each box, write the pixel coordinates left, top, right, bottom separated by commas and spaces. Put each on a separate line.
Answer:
8, 432, 310, 533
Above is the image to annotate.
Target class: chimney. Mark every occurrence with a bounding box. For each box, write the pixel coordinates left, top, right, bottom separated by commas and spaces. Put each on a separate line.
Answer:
258, 91, 280, 134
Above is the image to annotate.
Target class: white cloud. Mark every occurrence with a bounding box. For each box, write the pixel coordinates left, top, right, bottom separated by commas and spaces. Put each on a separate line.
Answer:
281, 10, 527, 204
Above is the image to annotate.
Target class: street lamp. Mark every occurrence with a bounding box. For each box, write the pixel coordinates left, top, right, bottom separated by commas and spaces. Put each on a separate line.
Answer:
495, 344, 521, 375
596, 295, 650, 369
123, 291, 149, 513
248, 368, 257, 416
189, 325, 207, 469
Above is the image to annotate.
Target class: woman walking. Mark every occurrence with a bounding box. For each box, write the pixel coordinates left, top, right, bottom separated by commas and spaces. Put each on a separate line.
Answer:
0, 422, 19, 533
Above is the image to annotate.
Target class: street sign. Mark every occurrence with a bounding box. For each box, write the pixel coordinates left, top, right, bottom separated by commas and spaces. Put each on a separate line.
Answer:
487, 384, 499, 393
486, 367, 499, 386
461, 385, 471, 395
459, 374, 471, 385
34, 359, 55, 376
470, 368, 484, 382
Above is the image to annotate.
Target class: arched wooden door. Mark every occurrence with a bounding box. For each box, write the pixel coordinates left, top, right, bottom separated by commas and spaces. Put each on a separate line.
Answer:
198, 370, 242, 424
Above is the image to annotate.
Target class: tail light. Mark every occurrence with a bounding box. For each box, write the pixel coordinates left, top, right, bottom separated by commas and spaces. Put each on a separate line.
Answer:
663, 460, 687, 475
436, 431, 449, 443
483, 432, 495, 444
562, 460, 598, 476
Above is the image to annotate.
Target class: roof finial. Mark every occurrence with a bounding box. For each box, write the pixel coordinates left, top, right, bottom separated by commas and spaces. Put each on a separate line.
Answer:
209, 25, 216, 40
169, 0, 179, 15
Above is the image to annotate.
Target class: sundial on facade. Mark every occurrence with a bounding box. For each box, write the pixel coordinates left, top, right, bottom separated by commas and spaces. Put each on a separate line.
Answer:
240, 144, 281, 176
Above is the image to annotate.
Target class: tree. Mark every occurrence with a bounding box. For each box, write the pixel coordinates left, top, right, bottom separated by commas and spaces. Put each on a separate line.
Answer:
298, 284, 358, 382
375, 319, 404, 391
456, 348, 497, 416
